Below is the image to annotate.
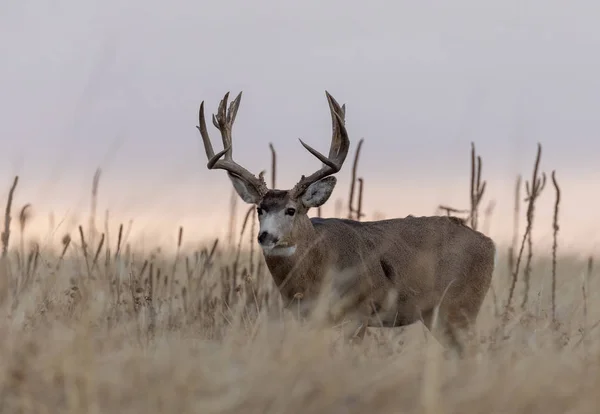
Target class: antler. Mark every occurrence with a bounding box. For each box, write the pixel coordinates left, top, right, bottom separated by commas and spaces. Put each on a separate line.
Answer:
289, 91, 350, 199
197, 92, 268, 197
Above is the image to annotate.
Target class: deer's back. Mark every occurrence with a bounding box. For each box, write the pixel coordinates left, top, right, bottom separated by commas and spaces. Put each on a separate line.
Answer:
311, 215, 495, 293
311, 214, 493, 253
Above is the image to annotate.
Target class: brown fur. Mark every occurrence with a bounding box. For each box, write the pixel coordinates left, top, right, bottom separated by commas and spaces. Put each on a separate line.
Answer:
258, 190, 496, 354
197, 91, 496, 355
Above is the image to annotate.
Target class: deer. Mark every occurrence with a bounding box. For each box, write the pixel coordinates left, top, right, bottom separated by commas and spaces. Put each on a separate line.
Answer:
196, 90, 496, 356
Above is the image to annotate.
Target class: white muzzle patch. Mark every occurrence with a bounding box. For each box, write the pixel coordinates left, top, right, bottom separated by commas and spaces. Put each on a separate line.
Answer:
258, 213, 297, 257
262, 245, 297, 257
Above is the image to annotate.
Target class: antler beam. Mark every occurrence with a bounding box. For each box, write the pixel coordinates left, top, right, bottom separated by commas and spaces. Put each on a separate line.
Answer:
289, 91, 350, 199
197, 92, 268, 197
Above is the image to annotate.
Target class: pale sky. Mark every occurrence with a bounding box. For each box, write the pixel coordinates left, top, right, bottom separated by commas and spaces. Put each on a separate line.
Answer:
1, 0, 599, 253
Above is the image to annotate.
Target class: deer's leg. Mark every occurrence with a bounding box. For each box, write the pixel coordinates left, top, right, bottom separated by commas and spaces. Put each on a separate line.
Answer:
329, 286, 373, 345
339, 297, 372, 345
421, 308, 470, 358
446, 314, 478, 357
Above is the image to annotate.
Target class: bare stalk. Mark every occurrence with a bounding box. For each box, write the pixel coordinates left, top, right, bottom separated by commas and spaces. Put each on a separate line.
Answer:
56, 234, 71, 271
78, 225, 91, 278
171, 226, 184, 278
115, 223, 123, 258
437, 205, 469, 217
482, 200, 496, 235
356, 178, 364, 221
104, 209, 111, 260
2, 176, 18, 257
92, 233, 105, 271
581, 257, 592, 354
550, 170, 561, 325
469, 142, 486, 231
18, 204, 31, 276
347, 138, 364, 219
89, 168, 101, 248
508, 175, 522, 288
520, 143, 546, 310
437, 144, 486, 225
505, 143, 545, 316
510, 175, 522, 262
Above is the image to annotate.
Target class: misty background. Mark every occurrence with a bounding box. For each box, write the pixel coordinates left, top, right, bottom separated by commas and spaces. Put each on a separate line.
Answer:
1, 0, 599, 252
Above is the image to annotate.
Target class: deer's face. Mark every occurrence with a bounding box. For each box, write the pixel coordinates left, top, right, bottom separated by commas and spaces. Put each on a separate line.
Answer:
255, 191, 302, 257
228, 175, 338, 257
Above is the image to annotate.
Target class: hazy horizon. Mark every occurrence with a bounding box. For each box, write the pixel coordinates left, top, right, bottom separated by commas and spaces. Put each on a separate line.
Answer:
1, 0, 599, 253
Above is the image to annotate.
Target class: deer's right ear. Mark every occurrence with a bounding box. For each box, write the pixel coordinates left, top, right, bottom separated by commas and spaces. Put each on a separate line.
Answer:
228, 174, 262, 204
301, 176, 337, 208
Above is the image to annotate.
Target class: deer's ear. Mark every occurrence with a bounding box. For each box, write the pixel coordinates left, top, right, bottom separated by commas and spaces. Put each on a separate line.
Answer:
301, 176, 337, 208
228, 174, 262, 204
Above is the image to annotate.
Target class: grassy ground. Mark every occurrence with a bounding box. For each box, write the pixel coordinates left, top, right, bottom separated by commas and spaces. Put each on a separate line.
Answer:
0, 227, 597, 413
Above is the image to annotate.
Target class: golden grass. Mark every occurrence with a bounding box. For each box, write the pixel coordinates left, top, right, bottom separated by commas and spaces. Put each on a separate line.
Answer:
0, 141, 597, 413
0, 236, 597, 413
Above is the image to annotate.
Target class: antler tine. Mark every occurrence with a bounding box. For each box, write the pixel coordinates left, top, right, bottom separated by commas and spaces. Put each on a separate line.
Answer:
290, 91, 350, 199
214, 91, 234, 161
196, 92, 268, 196
326, 92, 346, 160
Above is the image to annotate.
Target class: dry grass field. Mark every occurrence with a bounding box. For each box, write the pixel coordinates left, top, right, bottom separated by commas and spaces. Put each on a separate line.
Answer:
0, 144, 598, 414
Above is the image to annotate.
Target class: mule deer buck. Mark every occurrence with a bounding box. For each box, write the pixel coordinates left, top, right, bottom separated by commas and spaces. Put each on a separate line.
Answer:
196, 91, 496, 355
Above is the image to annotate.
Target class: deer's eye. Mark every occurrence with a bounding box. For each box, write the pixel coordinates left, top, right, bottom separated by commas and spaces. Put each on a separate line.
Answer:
285, 208, 296, 216
257, 207, 263, 215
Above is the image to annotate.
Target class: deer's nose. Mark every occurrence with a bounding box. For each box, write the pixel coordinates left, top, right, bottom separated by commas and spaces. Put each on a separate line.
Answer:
258, 231, 278, 245
258, 232, 268, 244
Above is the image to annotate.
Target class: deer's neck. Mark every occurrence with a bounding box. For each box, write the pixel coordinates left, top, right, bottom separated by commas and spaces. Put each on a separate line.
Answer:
262, 219, 326, 302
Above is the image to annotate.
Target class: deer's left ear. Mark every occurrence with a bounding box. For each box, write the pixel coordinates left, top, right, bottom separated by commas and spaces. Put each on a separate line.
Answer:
228, 174, 263, 204
301, 176, 337, 208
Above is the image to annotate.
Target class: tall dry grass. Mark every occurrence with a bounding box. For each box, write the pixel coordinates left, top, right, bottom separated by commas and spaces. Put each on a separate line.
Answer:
0, 142, 598, 413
